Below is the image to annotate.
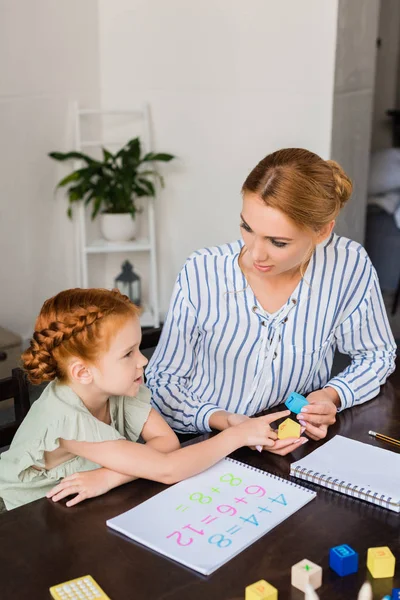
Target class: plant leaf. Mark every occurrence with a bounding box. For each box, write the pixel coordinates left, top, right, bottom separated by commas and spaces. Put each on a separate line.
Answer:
142, 152, 174, 162
49, 151, 99, 165
102, 148, 114, 162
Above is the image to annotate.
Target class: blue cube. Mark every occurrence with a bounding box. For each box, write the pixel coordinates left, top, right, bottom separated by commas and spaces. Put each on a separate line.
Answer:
392, 590, 400, 600
329, 544, 358, 576
284, 392, 309, 414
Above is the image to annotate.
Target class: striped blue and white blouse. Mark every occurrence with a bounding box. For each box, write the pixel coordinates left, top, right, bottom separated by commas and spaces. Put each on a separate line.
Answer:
146, 234, 397, 433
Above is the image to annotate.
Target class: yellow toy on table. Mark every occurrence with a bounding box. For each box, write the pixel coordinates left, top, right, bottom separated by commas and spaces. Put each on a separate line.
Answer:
278, 418, 301, 440
367, 546, 396, 578
245, 579, 278, 600
50, 575, 111, 600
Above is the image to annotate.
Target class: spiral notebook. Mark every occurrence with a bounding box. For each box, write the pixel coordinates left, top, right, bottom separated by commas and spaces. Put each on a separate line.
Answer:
290, 435, 400, 513
107, 457, 316, 575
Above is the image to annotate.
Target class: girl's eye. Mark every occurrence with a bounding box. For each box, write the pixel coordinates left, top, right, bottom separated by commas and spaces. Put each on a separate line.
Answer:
240, 222, 252, 233
125, 351, 133, 358
271, 240, 288, 248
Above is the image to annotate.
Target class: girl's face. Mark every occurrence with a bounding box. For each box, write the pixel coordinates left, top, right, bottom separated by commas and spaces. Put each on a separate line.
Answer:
91, 316, 148, 397
240, 192, 328, 278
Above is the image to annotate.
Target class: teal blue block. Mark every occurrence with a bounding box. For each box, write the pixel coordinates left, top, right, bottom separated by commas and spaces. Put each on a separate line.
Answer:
285, 392, 308, 414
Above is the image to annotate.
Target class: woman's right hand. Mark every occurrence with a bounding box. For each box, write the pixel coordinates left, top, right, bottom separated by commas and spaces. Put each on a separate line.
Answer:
228, 411, 308, 456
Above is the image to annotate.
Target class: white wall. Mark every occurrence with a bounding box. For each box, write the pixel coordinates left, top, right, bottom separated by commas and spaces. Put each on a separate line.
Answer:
0, 0, 100, 338
331, 0, 380, 243
98, 0, 339, 315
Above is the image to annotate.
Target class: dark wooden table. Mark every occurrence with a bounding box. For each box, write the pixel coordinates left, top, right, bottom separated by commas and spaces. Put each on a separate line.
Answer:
1, 379, 399, 600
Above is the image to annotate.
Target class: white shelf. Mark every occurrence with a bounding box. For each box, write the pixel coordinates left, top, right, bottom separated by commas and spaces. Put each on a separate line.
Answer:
140, 309, 155, 328
78, 109, 143, 116
84, 239, 151, 254
80, 140, 127, 148
75, 103, 160, 328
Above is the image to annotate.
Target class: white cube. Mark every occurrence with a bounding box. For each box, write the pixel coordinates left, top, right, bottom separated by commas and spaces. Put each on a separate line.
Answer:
291, 558, 322, 592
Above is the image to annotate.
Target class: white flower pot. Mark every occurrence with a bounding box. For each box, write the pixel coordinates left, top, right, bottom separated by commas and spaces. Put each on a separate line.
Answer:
100, 213, 138, 242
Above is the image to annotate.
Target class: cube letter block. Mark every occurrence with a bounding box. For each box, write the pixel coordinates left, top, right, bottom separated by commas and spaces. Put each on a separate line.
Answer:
329, 544, 358, 576
291, 559, 322, 592
285, 392, 309, 414
278, 418, 301, 440
245, 579, 278, 600
391, 589, 400, 599
367, 547, 396, 579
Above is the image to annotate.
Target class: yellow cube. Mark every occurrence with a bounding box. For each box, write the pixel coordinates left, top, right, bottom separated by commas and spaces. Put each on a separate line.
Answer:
245, 579, 278, 600
367, 546, 396, 578
278, 418, 301, 440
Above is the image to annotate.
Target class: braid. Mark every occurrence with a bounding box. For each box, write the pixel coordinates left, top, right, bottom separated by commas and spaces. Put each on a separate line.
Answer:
22, 306, 107, 385
21, 289, 138, 385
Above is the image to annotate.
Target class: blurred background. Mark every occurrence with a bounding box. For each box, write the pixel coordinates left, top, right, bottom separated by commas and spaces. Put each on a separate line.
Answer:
0, 0, 399, 381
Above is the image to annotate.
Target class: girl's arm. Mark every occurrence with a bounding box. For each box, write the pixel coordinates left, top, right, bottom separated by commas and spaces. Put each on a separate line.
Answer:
47, 409, 180, 506
58, 410, 289, 485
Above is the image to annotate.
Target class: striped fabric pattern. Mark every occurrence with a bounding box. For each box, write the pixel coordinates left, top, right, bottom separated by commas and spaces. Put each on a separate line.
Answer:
146, 234, 397, 433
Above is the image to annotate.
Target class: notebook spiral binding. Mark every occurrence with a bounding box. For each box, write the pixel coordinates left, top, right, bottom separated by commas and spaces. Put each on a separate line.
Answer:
290, 465, 398, 511
225, 457, 316, 495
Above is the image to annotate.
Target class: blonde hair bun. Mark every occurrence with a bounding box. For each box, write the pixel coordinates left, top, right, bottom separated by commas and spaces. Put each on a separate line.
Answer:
326, 159, 352, 208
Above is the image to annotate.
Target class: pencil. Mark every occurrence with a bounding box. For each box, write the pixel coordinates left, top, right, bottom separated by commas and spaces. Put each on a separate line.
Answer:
304, 584, 319, 600
357, 581, 372, 600
368, 430, 400, 448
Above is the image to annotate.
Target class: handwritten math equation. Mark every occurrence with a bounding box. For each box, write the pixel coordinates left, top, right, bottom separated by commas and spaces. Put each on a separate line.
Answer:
166, 471, 288, 551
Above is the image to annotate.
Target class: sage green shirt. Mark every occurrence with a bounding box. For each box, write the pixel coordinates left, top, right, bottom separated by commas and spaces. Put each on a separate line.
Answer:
0, 380, 152, 510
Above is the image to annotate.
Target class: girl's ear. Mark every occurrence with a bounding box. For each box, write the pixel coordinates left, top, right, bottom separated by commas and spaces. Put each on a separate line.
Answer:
69, 360, 94, 385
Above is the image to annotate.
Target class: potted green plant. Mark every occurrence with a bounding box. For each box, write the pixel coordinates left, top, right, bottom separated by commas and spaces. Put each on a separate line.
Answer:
49, 137, 174, 242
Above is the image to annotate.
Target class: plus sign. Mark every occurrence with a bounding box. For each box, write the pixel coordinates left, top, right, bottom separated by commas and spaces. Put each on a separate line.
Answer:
234, 497, 248, 504
303, 564, 311, 571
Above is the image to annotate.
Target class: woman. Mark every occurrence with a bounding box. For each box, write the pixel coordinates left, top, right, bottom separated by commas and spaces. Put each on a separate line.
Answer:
146, 148, 396, 455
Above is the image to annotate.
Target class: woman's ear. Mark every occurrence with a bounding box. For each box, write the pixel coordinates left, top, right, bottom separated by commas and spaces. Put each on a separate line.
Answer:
68, 360, 93, 385
316, 220, 335, 244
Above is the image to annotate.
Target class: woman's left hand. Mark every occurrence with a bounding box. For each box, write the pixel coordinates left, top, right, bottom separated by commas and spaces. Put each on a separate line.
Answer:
296, 389, 339, 441
46, 469, 113, 507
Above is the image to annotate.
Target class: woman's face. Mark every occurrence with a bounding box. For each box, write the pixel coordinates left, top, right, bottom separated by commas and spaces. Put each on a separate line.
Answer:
240, 192, 330, 278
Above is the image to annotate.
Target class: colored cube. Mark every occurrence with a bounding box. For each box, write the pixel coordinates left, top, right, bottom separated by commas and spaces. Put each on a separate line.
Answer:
367, 547, 396, 579
245, 579, 278, 600
285, 392, 309, 414
278, 418, 301, 440
392, 590, 400, 600
329, 544, 358, 576
291, 559, 322, 592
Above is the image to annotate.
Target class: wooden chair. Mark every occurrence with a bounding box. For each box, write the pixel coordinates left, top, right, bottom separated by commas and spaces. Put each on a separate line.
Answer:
0, 368, 30, 448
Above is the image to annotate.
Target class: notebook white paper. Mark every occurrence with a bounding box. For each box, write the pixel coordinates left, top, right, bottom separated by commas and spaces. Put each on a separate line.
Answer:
291, 435, 400, 513
107, 457, 316, 575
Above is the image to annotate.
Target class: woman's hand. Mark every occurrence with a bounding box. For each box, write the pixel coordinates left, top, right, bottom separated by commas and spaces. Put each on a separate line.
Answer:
296, 388, 339, 440
46, 468, 130, 507
228, 411, 308, 455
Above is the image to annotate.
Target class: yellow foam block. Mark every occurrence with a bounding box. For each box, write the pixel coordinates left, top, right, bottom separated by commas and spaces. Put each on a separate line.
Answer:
278, 418, 301, 440
245, 579, 278, 600
367, 546, 396, 578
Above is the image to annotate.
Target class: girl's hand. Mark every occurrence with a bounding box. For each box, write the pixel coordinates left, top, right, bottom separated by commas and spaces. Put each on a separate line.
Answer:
232, 410, 291, 448
297, 389, 338, 440
46, 469, 114, 507
227, 411, 307, 455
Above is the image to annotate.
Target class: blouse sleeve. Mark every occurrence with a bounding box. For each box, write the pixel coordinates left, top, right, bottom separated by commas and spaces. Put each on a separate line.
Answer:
326, 269, 396, 409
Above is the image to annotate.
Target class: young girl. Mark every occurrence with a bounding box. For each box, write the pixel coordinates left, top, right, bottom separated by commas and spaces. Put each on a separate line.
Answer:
0, 288, 294, 511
